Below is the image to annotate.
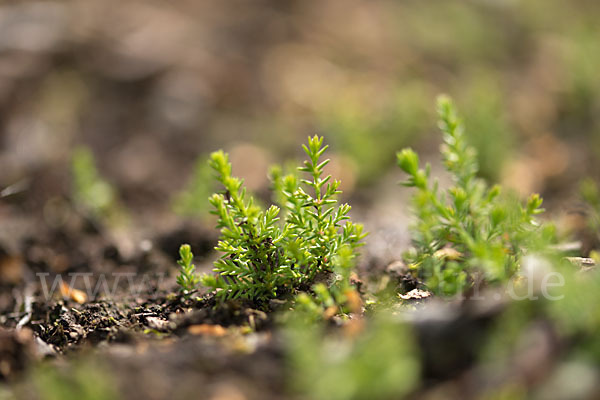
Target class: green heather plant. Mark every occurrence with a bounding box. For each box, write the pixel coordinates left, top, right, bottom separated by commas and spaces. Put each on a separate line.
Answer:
294, 244, 362, 322
198, 136, 365, 302
397, 95, 547, 296
176, 244, 200, 297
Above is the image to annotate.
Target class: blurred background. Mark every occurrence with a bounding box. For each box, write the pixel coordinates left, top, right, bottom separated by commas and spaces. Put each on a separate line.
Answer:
1, 0, 600, 232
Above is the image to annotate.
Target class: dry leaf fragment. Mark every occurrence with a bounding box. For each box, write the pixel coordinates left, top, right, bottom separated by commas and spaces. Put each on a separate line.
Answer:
433, 247, 462, 260
0, 255, 23, 284
59, 282, 87, 304
323, 305, 338, 320
145, 316, 169, 331
565, 257, 597, 273
188, 324, 227, 337
210, 383, 248, 400
398, 288, 432, 300
342, 317, 365, 338
344, 289, 363, 314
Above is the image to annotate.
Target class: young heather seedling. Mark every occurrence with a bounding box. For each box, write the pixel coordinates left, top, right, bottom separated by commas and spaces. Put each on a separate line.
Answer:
198, 136, 365, 302
71, 146, 123, 224
397, 95, 546, 296
580, 179, 600, 236
177, 244, 200, 296
172, 155, 215, 218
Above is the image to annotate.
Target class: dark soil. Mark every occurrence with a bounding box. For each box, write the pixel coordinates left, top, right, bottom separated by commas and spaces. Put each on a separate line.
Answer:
0, 197, 295, 400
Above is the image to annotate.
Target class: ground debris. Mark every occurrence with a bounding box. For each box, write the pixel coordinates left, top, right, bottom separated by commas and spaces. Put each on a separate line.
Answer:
59, 282, 88, 304
399, 288, 432, 301
188, 324, 227, 337
565, 257, 597, 271
0, 328, 35, 381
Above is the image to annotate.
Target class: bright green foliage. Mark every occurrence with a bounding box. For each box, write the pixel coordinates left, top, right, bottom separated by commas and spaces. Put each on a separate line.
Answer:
580, 178, 600, 238
172, 155, 214, 217
294, 245, 361, 322
480, 256, 600, 382
71, 146, 122, 223
545, 262, 600, 362
176, 244, 200, 297
287, 314, 419, 400
284, 136, 366, 281
397, 95, 546, 296
32, 359, 119, 400
201, 136, 365, 301
268, 161, 299, 214
581, 178, 600, 210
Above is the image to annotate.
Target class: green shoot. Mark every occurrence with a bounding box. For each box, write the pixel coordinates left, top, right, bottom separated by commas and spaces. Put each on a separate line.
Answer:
177, 244, 200, 297
198, 136, 365, 303
397, 95, 547, 296
71, 146, 121, 223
